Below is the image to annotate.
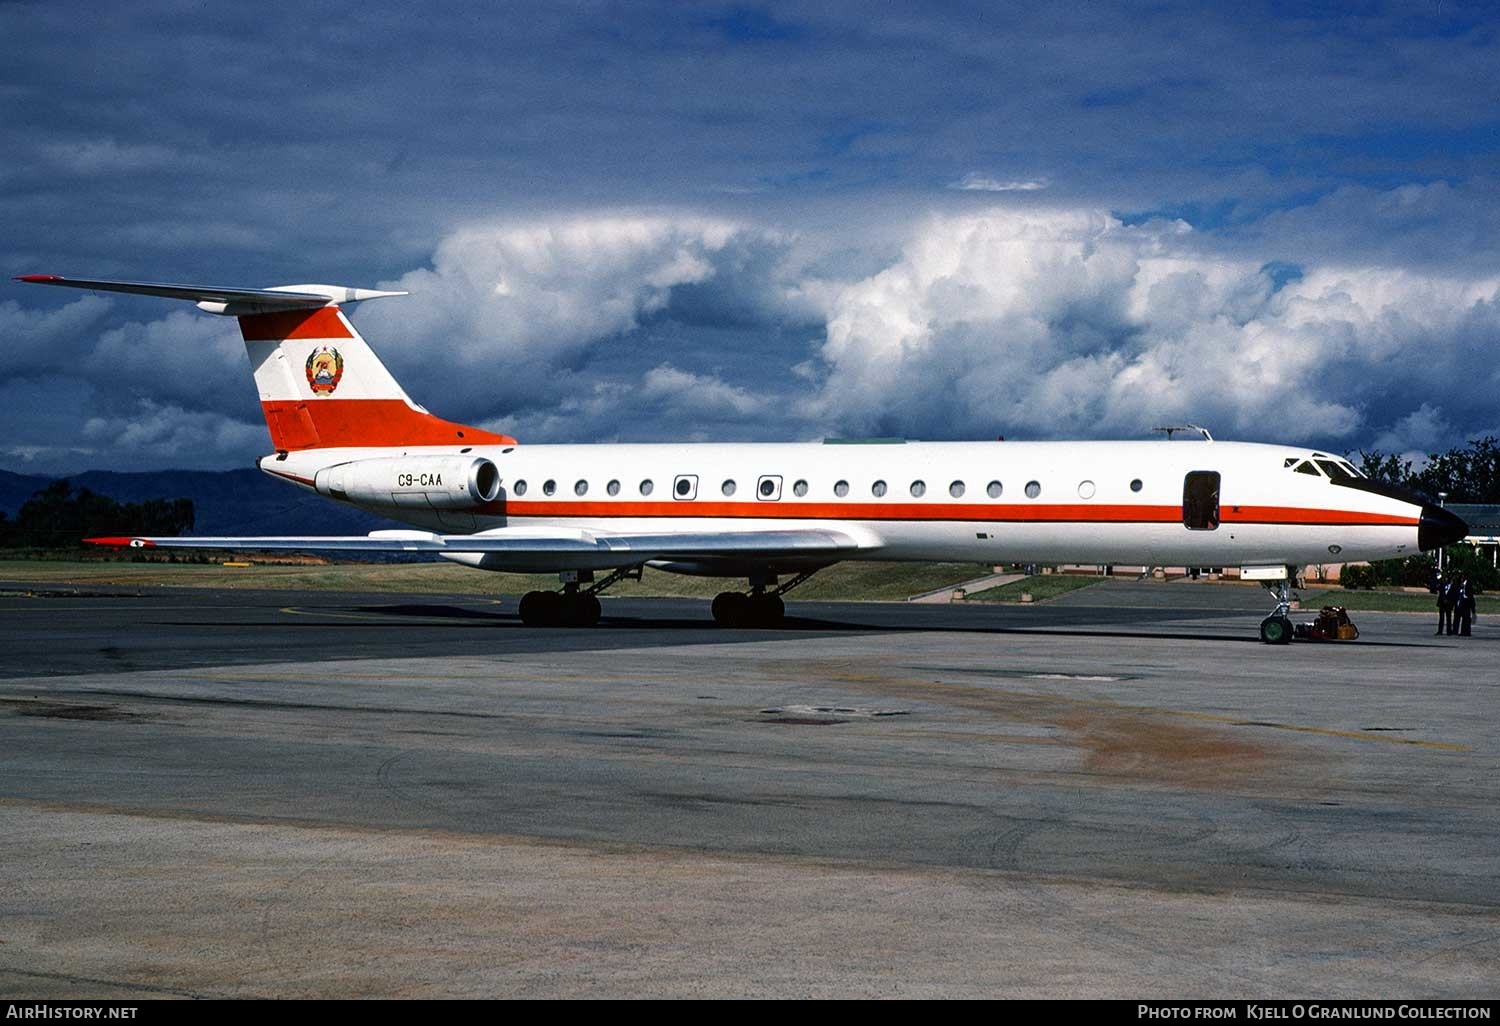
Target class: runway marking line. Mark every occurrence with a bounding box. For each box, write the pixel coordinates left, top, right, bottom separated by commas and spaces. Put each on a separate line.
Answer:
830, 673, 1471, 752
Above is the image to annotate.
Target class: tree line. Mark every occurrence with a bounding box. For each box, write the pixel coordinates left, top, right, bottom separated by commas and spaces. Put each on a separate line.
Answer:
1346, 436, 1500, 590
0, 481, 194, 549
1354, 435, 1500, 504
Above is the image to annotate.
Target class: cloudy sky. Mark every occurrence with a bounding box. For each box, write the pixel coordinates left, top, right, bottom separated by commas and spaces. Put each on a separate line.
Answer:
4, 1, 1499, 474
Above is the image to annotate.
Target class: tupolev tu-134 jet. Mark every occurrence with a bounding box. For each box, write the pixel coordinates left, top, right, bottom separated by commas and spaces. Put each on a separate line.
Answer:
18, 273, 1468, 643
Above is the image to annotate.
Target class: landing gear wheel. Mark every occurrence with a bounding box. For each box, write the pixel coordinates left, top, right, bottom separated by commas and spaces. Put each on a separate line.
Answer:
1259, 614, 1293, 645
519, 590, 564, 627
750, 593, 785, 628
562, 593, 601, 627
712, 591, 750, 627
711, 592, 784, 628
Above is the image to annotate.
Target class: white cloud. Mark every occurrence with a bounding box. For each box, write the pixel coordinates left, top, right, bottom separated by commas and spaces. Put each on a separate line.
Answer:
85, 309, 247, 411
11, 195, 1500, 475
81, 401, 264, 463
640, 364, 767, 418
800, 207, 1500, 445
358, 214, 783, 411
950, 173, 1050, 192
0, 294, 113, 378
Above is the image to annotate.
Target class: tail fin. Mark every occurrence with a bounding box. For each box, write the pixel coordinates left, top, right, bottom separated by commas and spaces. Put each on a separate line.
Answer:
16, 275, 515, 451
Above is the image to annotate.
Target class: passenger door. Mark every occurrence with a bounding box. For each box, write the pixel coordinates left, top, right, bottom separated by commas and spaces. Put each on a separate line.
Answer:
1182, 471, 1220, 531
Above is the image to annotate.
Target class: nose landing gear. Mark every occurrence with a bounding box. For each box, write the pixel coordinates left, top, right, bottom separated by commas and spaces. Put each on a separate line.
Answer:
1259, 577, 1295, 644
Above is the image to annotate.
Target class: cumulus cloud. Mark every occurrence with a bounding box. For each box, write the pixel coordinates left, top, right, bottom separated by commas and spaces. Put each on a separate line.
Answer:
357, 214, 794, 418
800, 207, 1500, 446
0, 294, 113, 379
85, 309, 249, 414
80, 401, 265, 464
10, 195, 1500, 474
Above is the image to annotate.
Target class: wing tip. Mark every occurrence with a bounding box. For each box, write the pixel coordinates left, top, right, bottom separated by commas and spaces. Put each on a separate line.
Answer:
15, 274, 63, 283
85, 536, 153, 548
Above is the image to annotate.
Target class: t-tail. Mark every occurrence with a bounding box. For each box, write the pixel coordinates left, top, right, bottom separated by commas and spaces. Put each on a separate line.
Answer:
14, 274, 514, 451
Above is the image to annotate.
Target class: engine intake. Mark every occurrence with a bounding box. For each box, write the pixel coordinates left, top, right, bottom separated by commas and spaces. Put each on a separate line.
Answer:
314, 455, 500, 510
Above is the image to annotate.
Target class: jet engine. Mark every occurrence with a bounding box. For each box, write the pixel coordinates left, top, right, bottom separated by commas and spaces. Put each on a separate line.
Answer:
314, 455, 500, 510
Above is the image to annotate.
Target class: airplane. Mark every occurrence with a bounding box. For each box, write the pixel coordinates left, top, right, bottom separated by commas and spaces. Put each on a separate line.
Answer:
17, 273, 1469, 643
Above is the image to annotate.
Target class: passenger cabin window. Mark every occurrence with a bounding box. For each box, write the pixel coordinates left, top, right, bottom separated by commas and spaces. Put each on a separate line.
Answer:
607, 480, 621, 496
639, 479, 654, 496
1182, 471, 1221, 531
871, 480, 887, 497
574, 480, 588, 496
910, 480, 926, 497
722, 479, 737, 496
949, 481, 965, 498
834, 480, 850, 497
543, 479, 557, 496
513, 480, 528, 496
986, 481, 1003, 498
792, 479, 809, 497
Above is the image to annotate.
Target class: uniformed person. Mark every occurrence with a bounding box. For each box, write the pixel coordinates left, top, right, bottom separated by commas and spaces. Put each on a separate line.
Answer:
1455, 577, 1476, 637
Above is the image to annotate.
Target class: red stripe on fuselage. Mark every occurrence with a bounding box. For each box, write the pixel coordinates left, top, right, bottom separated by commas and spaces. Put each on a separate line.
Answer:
1221, 506, 1417, 527
475, 499, 1419, 527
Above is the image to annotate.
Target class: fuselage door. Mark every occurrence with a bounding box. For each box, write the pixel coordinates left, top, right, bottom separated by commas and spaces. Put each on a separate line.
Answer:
1183, 471, 1221, 531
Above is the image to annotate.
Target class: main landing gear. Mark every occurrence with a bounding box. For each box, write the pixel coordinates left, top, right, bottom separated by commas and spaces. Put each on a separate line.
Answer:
710, 570, 817, 629
517, 566, 640, 628
1259, 577, 1296, 645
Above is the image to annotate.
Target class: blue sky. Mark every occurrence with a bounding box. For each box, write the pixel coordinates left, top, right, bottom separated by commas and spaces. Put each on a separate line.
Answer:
4, 1, 1499, 473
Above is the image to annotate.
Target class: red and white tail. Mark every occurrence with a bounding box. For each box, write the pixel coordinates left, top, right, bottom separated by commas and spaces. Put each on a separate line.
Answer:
15, 274, 515, 451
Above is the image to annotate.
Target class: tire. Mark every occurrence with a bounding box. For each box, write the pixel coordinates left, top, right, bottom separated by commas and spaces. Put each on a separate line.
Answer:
532, 591, 563, 627
751, 593, 785, 628
1259, 615, 1293, 645
712, 591, 749, 627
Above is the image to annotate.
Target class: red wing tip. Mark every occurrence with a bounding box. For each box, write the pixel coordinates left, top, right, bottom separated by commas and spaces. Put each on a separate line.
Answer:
85, 536, 153, 548
15, 274, 64, 283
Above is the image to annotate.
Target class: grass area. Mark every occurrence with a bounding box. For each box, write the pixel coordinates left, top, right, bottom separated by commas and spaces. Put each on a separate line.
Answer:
1296, 586, 1500, 615
965, 574, 1110, 603
0, 558, 996, 602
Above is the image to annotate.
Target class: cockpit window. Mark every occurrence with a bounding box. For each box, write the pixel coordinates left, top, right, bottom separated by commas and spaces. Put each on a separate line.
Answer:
1316, 459, 1355, 482
1293, 460, 1322, 476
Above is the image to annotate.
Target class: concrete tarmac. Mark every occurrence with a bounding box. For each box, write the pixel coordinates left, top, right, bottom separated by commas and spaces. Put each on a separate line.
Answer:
0, 580, 1496, 998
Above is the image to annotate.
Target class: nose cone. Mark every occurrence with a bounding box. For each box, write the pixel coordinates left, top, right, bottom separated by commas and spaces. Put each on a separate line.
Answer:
1418, 504, 1468, 551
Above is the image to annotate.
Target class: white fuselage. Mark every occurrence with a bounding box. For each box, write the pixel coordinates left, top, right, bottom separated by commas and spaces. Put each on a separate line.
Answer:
261, 438, 1427, 574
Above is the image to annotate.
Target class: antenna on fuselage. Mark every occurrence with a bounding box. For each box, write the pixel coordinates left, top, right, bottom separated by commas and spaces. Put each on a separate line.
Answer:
1151, 424, 1214, 442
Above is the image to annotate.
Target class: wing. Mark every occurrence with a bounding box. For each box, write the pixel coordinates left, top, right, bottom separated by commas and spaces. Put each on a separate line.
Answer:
86, 526, 870, 569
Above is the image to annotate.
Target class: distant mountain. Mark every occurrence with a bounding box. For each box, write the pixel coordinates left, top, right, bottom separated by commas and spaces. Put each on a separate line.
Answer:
0, 469, 50, 518
0, 466, 398, 536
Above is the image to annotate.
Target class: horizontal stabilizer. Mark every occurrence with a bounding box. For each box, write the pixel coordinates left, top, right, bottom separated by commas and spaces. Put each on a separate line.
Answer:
16, 275, 406, 315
